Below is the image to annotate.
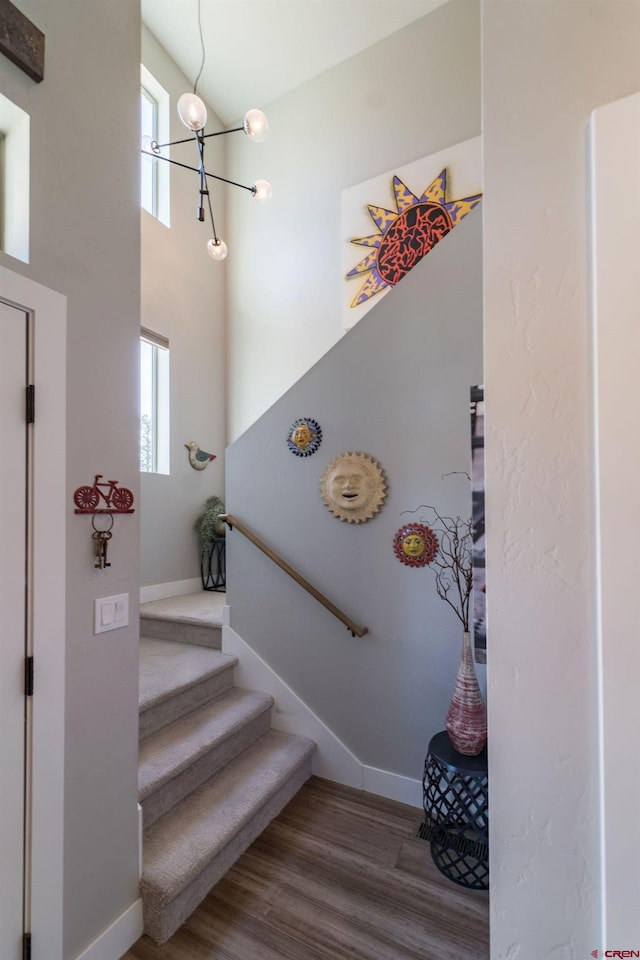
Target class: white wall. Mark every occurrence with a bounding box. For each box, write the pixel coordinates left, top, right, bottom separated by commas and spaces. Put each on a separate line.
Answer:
140, 25, 227, 589
483, 1, 640, 952
226, 0, 481, 440
0, 1, 141, 957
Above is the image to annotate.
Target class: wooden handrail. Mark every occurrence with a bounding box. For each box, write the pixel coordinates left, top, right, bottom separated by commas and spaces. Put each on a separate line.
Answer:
220, 514, 369, 638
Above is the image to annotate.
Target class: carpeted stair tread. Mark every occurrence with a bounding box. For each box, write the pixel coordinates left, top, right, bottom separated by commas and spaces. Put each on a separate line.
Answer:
142, 730, 315, 900
139, 636, 236, 713
136, 598, 317, 943
139, 688, 274, 801
140, 593, 225, 648
140, 591, 225, 627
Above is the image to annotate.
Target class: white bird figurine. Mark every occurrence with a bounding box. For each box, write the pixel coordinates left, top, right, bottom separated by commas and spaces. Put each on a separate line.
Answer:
185, 441, 217, 471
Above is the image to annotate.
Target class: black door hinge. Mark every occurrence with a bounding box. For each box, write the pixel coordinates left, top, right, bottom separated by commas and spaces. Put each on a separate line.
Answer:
26, 385, 35, 424
25, 657, 34, 697
23, 932, 31, 960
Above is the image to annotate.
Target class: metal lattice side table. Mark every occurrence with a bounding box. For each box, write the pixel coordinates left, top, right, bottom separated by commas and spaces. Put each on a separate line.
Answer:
419, 730, 488, 890
201, 536, 226, 591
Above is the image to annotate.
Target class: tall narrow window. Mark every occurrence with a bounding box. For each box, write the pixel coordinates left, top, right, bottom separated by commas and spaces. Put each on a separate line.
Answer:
140, 65, 170, 225
140, 86, 157, 216
0, 92, 29, 262
140, 329, 170, 474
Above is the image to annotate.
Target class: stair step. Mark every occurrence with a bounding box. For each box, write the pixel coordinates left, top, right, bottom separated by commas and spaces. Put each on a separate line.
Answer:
140, 592, 225, 649
141, 730, 316, 944
139, 637, 236, 741
139, 688, 274, 829
140, 616, 222, 648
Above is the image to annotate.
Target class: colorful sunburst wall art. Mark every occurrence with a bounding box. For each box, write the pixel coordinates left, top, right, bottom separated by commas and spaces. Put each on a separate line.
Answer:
286, 417, 323, 457
393, 522, 439, 568
346, 169, 482, 309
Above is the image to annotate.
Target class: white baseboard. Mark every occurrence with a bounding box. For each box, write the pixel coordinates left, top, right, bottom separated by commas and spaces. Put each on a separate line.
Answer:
222, 619, 422, 808
140, 577, 202, 603
222, 622, 362, 789
73, 899, 143, 960
363, 764, 422, 808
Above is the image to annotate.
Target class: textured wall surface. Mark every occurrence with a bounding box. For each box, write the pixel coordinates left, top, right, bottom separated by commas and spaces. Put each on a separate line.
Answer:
483, 1, 640, 953
227, 210, 482, 779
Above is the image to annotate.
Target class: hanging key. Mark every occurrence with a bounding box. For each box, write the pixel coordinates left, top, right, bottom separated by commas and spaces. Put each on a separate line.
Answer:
91, 512, 114, 569
93, 529, 112, 569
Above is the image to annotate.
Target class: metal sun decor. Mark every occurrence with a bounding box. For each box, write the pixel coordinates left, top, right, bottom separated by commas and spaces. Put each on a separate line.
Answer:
393, 522, 439, 568
286, 418, 323, 457
346, 169, 482, 308
320, 452, 387, 524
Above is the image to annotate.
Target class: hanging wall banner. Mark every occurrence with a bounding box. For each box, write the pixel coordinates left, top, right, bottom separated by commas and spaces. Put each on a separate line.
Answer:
470, 385, 486, 663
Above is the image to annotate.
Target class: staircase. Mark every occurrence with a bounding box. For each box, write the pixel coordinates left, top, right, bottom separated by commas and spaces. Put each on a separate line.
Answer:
138, 592, 316, 944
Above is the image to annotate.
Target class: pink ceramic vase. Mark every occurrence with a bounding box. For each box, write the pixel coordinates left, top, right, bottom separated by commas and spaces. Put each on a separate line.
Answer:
445, 631, 487, 756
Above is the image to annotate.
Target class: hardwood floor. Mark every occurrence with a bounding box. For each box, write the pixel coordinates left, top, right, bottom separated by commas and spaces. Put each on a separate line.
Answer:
122, 777, 489, 960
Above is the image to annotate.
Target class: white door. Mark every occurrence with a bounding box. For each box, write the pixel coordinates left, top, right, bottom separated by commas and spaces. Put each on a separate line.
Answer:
0, 301, 30, 959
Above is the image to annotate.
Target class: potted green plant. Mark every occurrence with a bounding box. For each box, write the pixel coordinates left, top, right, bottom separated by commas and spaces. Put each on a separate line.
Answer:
194, 494, 226, 563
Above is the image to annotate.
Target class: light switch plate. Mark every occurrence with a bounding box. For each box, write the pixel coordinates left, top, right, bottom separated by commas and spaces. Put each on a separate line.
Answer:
95, 593, 129, 634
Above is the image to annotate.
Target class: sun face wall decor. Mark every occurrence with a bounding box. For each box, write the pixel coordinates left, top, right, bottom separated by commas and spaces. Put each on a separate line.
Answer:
286, 418, 323, 457
320, 452, 387, 523
393, 522, 439, 568
346, 168, 482, 309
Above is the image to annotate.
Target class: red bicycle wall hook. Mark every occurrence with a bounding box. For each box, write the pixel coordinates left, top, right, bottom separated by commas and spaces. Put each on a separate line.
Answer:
73, 475, 135, 514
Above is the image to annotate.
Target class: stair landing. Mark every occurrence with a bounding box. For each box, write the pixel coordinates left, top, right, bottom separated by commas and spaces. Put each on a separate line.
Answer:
140, 591, 225, 648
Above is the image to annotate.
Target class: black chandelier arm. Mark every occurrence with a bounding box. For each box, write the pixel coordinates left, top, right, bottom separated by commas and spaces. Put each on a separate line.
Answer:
141, 150, 256, 195
141, 150, 205, 176
196, 132, 208, 223
204, 170, 255, 194
151, 126, 244, 151
200, 126, 244, 140
205, 179, 219, 241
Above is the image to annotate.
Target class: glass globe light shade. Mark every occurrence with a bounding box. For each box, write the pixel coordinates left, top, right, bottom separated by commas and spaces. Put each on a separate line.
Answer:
177, 93, 208, 132
243, 109, 268, 142
207, 238, 228, 261
252, 179, 273, 203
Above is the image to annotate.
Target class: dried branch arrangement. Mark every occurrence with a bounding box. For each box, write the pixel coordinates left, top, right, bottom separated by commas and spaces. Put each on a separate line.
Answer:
403, 504, 473, 632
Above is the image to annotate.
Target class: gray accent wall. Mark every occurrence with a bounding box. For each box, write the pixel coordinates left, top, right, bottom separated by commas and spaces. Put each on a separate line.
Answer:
0, 1, 141, 957
227, 210, 482, 779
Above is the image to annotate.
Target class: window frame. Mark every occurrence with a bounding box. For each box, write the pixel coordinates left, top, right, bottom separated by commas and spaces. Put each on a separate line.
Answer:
140, 85, 158, 217
140, 328, 170, 475
0, 92, 29, 262
140, 65, 170, 226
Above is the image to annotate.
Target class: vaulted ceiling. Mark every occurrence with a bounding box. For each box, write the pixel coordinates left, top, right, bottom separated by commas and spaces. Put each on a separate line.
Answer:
141, 0, 445, 125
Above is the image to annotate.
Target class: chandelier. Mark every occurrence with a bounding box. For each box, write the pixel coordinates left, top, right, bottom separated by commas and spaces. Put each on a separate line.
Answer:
141, 92, 271, 261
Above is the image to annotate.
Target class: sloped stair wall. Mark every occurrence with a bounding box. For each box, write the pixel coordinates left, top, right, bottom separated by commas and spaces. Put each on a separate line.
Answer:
225, 211, 483, 788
